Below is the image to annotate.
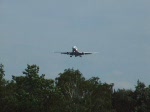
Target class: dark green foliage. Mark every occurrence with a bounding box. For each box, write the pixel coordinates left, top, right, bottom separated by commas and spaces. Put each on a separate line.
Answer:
112, 80, 150, 112
0, 64, 150, 112
134, 80, 150, 112
112, 89, 135, 112
0, 64, 9, 112
0, 64, 62, 112
0, 64, 5, 80
55, 69, 113, 112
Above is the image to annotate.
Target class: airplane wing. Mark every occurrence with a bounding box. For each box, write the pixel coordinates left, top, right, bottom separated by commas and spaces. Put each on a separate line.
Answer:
83, 52, 92, 55
54, 52, 72, 55
82, 52, 98, 55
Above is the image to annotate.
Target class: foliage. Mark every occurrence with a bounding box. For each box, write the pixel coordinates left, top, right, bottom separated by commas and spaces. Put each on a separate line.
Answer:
0, 64, 150, 112
134, 80, 150, 112
112, 89, 135, 112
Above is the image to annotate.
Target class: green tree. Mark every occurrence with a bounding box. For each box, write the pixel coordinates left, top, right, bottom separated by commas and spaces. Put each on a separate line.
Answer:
0, 64, 17, 112
83, 77, 114, 112
112, 89, 135, 112
11, 64, 59, 112
55, 69, 114, 112
134, 80, 150, 112
55, 68, 85, 112
0, 64, 5, 81
0, 64, 7, 111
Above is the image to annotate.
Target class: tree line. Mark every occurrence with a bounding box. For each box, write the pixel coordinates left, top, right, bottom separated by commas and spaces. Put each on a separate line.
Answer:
0, 64, 150, 112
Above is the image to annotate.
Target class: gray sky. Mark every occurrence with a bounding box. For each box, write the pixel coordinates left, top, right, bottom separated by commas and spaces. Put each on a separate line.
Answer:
1, 0, 150, 89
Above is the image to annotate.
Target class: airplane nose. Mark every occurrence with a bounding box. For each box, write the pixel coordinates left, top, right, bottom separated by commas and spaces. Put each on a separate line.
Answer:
73, 46, 77, 49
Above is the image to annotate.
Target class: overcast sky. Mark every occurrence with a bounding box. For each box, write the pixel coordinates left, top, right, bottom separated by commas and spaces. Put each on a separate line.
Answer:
1, 0, 150, 89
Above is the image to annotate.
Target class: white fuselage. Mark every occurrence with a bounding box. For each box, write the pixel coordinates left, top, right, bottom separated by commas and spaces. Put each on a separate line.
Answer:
72, 46, 78, 52
70, 46, 81, 57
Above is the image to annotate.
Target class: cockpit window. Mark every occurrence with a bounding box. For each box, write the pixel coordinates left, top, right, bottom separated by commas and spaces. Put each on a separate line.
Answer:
73, 46, 77, 50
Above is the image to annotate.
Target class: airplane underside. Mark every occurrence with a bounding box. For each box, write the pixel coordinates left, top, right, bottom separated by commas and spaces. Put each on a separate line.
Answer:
69, 52, 83, 57
70, 55, 82, 57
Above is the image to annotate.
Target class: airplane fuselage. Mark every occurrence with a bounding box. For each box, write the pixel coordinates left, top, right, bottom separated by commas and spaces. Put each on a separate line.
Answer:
70, 46, 83, 57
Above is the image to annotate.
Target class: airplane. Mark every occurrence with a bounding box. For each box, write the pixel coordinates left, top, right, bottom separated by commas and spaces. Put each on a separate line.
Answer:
55, 46, 98, 57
